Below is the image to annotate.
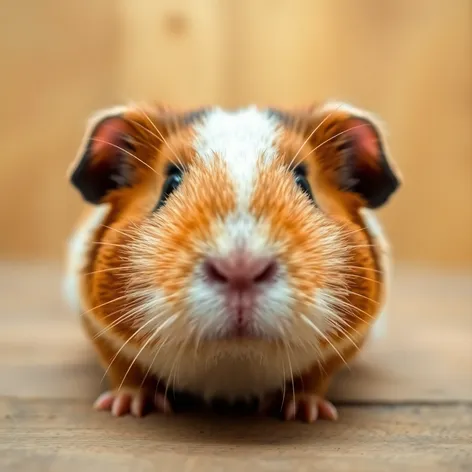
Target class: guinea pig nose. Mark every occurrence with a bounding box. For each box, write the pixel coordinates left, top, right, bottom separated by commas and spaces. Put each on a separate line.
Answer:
204, 253, 278, 288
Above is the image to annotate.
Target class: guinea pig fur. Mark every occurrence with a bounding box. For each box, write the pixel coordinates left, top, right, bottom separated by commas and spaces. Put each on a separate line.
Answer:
64, 101, 401, 422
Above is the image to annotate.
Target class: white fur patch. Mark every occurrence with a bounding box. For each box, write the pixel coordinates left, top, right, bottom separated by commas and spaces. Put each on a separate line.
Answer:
149, 344, 318, 402
189, 108, 296, 341
63, 204, 110, 314
193, 107, 280, 211
359, 208, 391, 339
192, 106, 281, 258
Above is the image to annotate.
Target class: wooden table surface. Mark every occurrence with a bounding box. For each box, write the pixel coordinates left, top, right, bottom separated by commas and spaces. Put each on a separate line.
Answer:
0, 262, 471, 471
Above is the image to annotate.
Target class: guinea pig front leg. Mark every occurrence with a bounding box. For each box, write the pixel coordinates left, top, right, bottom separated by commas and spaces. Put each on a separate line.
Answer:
81, 316, 172, 417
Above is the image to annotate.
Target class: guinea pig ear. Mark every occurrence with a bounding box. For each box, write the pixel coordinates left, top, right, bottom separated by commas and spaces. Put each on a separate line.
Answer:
312, 102, 402, 209
68, 106, 141, 204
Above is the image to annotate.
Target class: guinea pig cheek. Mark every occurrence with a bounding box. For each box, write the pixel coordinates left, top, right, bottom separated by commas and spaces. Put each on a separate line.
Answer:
124, 229, 204, 346
267, 211, 351, 345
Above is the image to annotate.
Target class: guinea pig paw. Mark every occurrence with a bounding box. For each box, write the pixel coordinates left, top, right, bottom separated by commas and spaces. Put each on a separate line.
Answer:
93, 388, 172, 417
154, 391, 173, 415
282, 393, 338, 423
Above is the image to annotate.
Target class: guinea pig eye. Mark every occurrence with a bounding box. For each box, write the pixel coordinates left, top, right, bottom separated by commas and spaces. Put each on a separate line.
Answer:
154, 167, 183, 211
293, 165, 315, 202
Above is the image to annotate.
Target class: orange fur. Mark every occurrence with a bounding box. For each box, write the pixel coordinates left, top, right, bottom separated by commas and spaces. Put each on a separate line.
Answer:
65, 101, 400, 421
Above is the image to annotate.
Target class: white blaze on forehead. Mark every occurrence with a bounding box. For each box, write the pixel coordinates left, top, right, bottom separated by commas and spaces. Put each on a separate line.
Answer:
193, 107, 280, 210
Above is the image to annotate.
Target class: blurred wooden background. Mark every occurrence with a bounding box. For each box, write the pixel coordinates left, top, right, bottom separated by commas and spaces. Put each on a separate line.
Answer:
0, 0, 470, 268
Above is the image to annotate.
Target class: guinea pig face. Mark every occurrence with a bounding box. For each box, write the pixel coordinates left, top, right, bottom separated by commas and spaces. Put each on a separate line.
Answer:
69, 102, 401, 353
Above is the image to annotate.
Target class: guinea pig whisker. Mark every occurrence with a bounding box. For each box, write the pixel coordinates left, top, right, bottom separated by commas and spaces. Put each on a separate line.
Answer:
282, 340, 296, 408
279, 351, 287, 412
321, 304, 360, 330
119, 329, 161, 391
102, 310, 176, 387
130, 120, 187, 175
304, 297, 364, 335
288, 102, 343, 169
80, 294, 129, 317
321, 285, 380, 306
140, 328, 176, 389
338, 289, 380, 306
93, 298, 154, 339
128, 120, 163, 149
91, 138, 161, 176
321, 294, 375, 321
195, 306, 226, 342
297, 334, 328, 378
164, 334, 191, 402
335, 307, 365, 325
326, 318, 360, 350
118, 314, 178, 391
93, 307, 142, 340
174, 335, 194, 397
100, 224, 133, 237
300, 314, 350, 369
331, 272, 381, 285
129, 118, 186, 173
346, 244, 378, 250
91, 241, 128, 248
341, 264, 382, 274
298, 123, 370, 165
93, 297, 141, 323
338, 225, 369, 237
84, 266, 130, 276
136, 105, 186, 172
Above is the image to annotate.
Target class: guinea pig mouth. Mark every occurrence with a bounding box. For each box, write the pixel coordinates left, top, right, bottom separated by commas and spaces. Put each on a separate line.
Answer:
222, 314, 258, 340
208, 304, 285, 342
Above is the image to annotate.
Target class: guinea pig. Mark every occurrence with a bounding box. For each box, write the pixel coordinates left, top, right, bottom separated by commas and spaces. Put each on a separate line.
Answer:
64, 101, 401, 422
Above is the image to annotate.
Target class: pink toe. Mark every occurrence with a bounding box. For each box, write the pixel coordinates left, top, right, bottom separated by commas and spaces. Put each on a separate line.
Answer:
112, 393, 132, 417
130, 394, 146, 417
284, 400, 297, 421
304, 401, 319, 423
154, 393, 172, 414
93, 392, 114, 411
318, 400, 338, 421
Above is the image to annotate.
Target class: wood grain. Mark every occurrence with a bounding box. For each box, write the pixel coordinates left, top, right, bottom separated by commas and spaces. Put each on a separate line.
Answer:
0, 0, 470, 267
0, 263, 471, 470
1, 400, 471, 472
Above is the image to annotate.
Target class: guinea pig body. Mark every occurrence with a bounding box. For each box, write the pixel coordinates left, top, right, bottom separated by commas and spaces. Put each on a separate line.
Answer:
65, 102, 401, 422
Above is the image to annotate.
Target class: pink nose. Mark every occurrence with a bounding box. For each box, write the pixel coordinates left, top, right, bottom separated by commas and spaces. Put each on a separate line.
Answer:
204, 252, 278, 290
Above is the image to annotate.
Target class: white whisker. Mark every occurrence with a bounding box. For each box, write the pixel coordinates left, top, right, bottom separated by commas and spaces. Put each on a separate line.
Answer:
300, 314, 350, 369
288, 103, 343, 168
129, 118, 186, 173
341, 264, 382, 274
118, 314, 178, 390
84, 266, 130, 276
140, 326, 177, 389
81, 294, 129, 317
136, 106, 186, 171
91, 241, 130, 249
101, 224, 132, 237
91, 138, 160, 176
100, 307, 171, 385
299, 123, 370, 165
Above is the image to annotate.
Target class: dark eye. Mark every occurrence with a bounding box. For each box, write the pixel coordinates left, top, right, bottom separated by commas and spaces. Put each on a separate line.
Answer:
293, 165, 315, 202
154, 168, 183, 211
